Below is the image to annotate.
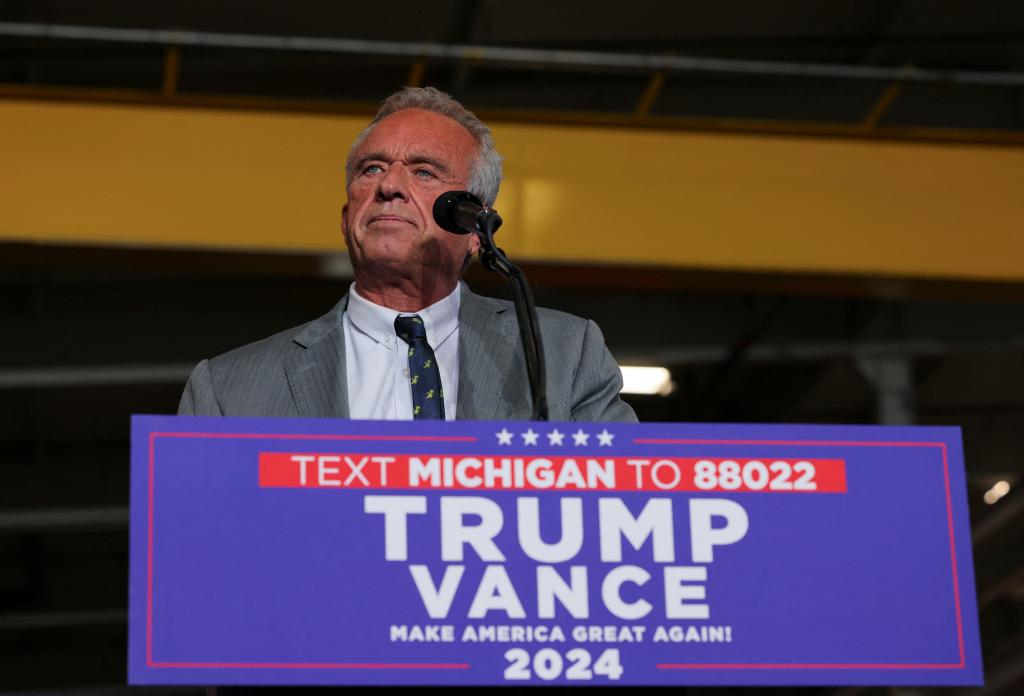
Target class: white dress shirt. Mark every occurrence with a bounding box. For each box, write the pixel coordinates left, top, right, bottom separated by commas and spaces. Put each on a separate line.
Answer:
343, 282, 461, 420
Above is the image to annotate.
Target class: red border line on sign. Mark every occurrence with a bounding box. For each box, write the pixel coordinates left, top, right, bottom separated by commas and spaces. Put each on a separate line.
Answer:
155, 432, 478, 442
657, 663, 964, 670
634, 439, 941, 447
636, 438, 964, 672
146, 430, 477, 671
146, 432, 155, 666
149, 662, 470, 669
941, 443, 966, 666
144, 431, 965, 673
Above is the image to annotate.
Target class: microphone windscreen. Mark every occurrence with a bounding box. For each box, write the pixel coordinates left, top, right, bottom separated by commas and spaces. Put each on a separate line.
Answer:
433, 190, 482, 234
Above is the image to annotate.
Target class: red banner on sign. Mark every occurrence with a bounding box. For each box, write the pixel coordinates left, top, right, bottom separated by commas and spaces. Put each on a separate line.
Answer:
258, 453, 846, 493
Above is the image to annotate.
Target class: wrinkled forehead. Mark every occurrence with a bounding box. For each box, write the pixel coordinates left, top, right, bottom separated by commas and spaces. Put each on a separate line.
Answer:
352, 109, 478, 167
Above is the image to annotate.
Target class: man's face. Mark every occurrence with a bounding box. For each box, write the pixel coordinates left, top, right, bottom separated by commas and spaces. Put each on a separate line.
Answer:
342, 109, 481, 285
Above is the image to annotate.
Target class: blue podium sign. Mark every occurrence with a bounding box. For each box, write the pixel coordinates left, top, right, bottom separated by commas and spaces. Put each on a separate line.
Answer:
128, 416, 982, 686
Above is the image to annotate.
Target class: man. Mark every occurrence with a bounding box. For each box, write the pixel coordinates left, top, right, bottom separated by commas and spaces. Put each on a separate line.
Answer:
179, 87, 636, 423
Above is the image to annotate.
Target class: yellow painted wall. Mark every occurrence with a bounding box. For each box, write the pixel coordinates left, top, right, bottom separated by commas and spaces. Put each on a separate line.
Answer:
3, 99, 1024, 281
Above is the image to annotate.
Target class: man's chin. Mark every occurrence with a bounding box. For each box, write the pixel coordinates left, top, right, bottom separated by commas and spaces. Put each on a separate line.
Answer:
354, 250, 426, 279
350, 236, 463, 279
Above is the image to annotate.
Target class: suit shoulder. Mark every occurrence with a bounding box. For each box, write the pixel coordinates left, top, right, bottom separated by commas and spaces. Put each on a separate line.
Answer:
463, 290, 597, 373
536, 304, 590, 330
206, 321, 312, 381
476, 293, 591, 332
205, 296, 347, 380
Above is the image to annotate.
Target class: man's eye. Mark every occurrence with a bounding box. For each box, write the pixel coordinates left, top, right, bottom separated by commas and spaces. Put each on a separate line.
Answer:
363, 164, 384, 175
413, 168, 435, 178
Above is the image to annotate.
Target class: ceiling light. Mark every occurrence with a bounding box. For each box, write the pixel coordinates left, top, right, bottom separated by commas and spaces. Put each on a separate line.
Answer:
620, 366, 673, 396
984, 480, 1011, 505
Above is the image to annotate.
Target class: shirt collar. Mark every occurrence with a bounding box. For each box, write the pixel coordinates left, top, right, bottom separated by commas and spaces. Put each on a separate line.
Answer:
346, 282, 461, 350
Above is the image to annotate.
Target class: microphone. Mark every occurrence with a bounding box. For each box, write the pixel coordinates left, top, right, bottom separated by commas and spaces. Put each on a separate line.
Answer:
432, 191, 503, 235
433, 192, 545, 418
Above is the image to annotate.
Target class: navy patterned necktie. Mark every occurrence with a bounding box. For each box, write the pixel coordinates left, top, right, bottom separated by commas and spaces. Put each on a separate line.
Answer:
394, 315, 445, 420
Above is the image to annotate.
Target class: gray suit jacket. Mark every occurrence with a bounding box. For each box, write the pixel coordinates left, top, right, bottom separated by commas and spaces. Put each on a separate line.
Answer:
178, 284, 637, 422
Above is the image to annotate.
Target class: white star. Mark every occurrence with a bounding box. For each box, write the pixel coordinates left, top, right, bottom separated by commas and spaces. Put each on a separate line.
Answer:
572, 429, 590, 446
596, 429, 615, 446
522, 428, 539, 446
547, 429, 565, 446
496, 428, 513, 446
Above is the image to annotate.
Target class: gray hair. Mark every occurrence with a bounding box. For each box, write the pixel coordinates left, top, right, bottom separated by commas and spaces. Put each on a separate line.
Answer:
345, 86, 503, 206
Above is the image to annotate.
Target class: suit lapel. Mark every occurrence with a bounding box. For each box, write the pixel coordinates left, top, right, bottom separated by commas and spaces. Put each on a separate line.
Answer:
285, 295, 350, 419
282, 288, 524, 421
456, 286, 522, 420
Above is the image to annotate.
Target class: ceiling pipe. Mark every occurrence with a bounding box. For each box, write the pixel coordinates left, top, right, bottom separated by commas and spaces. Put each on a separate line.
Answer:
3, 21, 1024, 88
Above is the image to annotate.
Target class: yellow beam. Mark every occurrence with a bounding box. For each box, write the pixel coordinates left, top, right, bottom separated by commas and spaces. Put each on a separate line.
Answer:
3, 98, 1024, 282
4, 83, 1024, 147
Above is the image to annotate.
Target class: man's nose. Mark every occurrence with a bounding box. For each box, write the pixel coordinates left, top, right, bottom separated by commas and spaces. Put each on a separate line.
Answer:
376, 165, 410, 201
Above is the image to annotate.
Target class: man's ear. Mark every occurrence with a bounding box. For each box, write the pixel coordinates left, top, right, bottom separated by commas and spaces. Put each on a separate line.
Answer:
341, 204, 349, 238
460, 233, 482, 272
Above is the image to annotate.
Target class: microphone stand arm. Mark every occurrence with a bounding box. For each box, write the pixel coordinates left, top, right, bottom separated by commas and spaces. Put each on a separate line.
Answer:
474, 210, 549, 421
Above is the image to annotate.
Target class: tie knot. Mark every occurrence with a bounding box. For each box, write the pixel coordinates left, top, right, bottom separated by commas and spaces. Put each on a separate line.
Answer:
395, 314, 428, 344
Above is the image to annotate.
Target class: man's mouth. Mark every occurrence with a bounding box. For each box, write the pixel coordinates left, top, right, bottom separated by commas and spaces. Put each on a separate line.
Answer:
369, 214, 415, 226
